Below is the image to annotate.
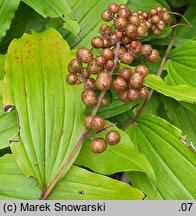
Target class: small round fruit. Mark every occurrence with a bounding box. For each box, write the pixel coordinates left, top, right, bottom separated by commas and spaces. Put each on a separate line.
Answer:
108, 3, 119, 14
91, 36, 104, 48
141, 87, 150, 99
90, 138, 107, 153
137, 26, 148, 38
69, 58, 82, 73
120, 52, 133, 64
146, 49, 159, 62
106, 59, 114, 69
162, 12, 170, 23
141, 44, 153, 56
118, 89, 129, 103
127, 88, 141, 101
135, 64, 149, 77
125, 24, 137, 38
101, 48, 114, 60
120, 68, 132, 80
101, 96, 110, 107
128, 15, 140, 26
83, 115, 94, 129
118, 7, 131, 19
95, 55, 107, 66
81, 89, 97, 106
121, 36, 132, 45
130, 72, 144, 89
96, 71, 112, 91
66, 73, 78, 85
77, 47, 93, 63
151, 15, 161, 24
91, 116, 105, 132
106, 130, 121, 145
85, 78, 96, 90
112, 77, 127, 90
114, 16, 127, 30
87, 60, 102, 74
99, 24, 111, 35
101, 9, 113, 22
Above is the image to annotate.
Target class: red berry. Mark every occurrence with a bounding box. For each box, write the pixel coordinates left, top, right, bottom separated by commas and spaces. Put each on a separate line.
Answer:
135, 65, 149, 77
118, 89, 129, 103
120, 52, 133, 64
91, 116, 105, 132
119, 68, 132, 80
130, 72, 144, 89
91, 36, 104, 48
66, 73, 78, 85
96, 71, 113, 91
85, 78, 96, 90
81, 89, 97, 106
127, 88, 141, 101
101, 9, 113, 22
141, 44, 153, 56
100, 96, 110, 107
112, 77, 127, 91
90, 138, 107, 153
83, 115, 94, 129
141, 87, 150, 99
106, 130, 121, 145
146, 49, 159, 62
77, 47, 93, 63
108, 3, 119, 14
114, 16, 127, 30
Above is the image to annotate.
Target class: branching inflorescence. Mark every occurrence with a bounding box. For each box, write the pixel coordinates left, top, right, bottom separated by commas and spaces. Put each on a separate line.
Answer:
66, 3, 170, 153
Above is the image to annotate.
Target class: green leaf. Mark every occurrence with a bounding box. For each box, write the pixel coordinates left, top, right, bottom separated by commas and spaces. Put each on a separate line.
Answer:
0, 109, 18, 150
0, 2, 48, 54
127, 0, 169, 11
143, 92, 161, 115
0, 155, 40, 199
0, 0, 20, 43
3, 28, 85, 189
48, 165, 144, 200
165, 41, 196, 87
144, 74, 196, 104
22, 0, 80, 35
162, 96, 196, 148
175, 5, 196, 46
0, 155, 144, 200
97, 90, 140, 119
63, 0, 128, 48
0, 55, 5, 80
75, 121, 156, 186
126, 114, 196, 199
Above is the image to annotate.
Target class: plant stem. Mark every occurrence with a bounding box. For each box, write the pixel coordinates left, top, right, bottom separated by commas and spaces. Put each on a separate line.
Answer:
40, 41, 121, 200
122, 25, 176, 131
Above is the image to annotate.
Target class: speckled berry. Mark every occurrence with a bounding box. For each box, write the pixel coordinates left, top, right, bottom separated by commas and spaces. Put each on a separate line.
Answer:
106, 130, 121, 145
96, 71, 113, 91
112, 77, 127, 91
83, 115, 94, 129
77, 47, 93, 63
81, 89, 97, 106
90, 138, 107, 153
91, 116, 105, 132
66, 73, 78, 85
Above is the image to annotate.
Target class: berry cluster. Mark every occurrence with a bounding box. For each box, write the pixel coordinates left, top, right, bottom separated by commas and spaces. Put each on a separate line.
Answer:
84, 115, 121, 153
66, 3, 170, 153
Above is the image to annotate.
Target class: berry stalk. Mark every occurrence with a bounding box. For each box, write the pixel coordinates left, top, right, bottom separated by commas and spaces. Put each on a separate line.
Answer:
40, 39, 121, 201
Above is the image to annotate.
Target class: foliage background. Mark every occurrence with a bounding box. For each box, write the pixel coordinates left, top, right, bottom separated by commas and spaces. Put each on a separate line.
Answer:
0, 0, 195, 200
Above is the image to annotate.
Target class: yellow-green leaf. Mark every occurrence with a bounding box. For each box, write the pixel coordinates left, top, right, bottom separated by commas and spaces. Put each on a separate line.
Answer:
3, 28, 85, 189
